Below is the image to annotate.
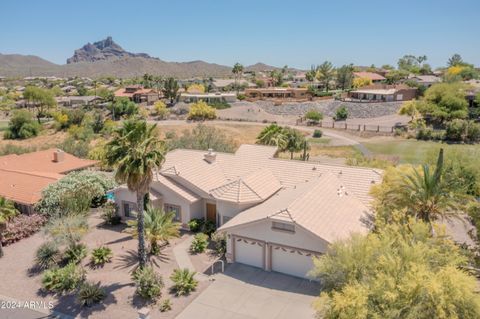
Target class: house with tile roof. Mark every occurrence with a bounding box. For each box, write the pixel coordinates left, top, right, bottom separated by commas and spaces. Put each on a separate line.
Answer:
0, 149, 97, 214
114, 144, 381, 279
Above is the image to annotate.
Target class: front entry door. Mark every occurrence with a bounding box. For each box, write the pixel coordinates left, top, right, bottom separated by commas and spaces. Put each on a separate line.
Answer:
206, 203, 217, 223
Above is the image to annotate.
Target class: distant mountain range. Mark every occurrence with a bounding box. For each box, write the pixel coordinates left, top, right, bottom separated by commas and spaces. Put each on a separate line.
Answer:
0, 37, 285, 78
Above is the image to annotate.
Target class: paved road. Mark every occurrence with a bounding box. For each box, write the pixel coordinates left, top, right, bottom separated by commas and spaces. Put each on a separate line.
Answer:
176, 263, 320, 319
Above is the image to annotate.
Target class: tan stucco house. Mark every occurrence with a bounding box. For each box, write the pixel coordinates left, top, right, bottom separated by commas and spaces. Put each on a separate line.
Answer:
113, 144, 381, 279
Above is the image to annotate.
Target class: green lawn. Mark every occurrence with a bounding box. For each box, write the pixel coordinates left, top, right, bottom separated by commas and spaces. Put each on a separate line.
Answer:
363, 139, 480, 164
0, 121, 8, 131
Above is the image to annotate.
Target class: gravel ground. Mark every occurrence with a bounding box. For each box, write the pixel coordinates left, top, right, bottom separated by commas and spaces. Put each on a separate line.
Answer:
256, 100, 404, 118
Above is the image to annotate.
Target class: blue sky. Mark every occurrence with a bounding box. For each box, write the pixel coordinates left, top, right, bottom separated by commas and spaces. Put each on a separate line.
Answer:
1, 0, 479, 69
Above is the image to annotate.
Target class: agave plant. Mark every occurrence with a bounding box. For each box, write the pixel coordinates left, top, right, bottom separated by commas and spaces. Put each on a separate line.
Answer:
76, 282, 106, 307
170, 268, 198, 296
90, 246, 113, 266
35, 241, 61, 270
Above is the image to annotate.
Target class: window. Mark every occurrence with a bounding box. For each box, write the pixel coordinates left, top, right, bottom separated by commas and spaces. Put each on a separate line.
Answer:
123, 201, 137, 218
272, 221, 295, 233
164, 204, 181, 221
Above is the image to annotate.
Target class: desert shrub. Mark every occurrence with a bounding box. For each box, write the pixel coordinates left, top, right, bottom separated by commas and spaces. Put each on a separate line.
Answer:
0, 197, 18, 222
313, 129, 323, 138
305, 110, 323, 123
132, 266, 164, 301
170, 268, 198, 296
237, 94, 246, 100
187, 101, 216, 120
4, 110, 41, 139
58, 136, 90, 158
167, 124, 236, 153
0, 144, 37, 156
64, 243, 87, 264
67, 125, 94, 142
101, 202, 121, 225
211, 231, 226, 255
42, 263, 85, 293
416, 127, 434, 140
159, 298, 172, 312
76, 282, 106, 307
334, 106, 348, 121
154, 101, 169, 120
190, 233, 209, 253
36, 171, 116, 217
90, 246, 113, 266
1, 214, 47, 246
187, 218, 205, 232
35, 241, 61, 270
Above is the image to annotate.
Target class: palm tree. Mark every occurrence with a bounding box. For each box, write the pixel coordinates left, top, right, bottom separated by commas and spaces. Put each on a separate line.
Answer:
0, 197, 18, 257
232, 63, 244, 94
256, 124, 288, 149
316, 61, 335, 92
127, 206, 180, 255
105, 120, 166, 267
387, 149, 463, 229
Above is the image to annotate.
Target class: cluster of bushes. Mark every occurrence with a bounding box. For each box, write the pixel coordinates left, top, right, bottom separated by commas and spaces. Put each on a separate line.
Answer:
187, 101, 216, 120
416, 119, 480, 143
305, 110, 323, 124
1, 213, 47, 246
3, 110, 41, 139
307, 86, 335, 97
187, 218, 226, 255
35, 171, 117, 217
107, 97, 139, 120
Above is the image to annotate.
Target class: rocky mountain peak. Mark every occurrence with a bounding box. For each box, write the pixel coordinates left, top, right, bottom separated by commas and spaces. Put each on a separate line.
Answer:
66, 36, 154, 64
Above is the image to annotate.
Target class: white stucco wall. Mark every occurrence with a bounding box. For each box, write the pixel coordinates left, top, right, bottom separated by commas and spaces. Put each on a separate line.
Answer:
114, 187, 137, 218
225, 219, 329, 255
216, 201, 256, 225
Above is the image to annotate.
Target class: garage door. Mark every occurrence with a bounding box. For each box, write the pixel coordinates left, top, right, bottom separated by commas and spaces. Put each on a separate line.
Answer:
234, 237, 264, 269
271, 246, 315, 279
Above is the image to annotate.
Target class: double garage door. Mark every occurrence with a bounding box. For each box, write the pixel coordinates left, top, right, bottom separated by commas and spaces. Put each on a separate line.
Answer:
234, 238, 316, 279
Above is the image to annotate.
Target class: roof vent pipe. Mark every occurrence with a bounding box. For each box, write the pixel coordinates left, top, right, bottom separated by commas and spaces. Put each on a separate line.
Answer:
204, 148, 217, 164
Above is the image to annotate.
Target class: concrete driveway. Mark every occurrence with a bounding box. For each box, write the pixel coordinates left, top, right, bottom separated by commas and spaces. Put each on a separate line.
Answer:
176, 263, 320, 319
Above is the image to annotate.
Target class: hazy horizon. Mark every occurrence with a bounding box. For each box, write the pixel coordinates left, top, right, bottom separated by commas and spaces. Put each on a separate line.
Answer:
1, 0, 479, 69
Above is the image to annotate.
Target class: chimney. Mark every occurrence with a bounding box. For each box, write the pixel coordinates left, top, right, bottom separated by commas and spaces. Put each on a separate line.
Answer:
204, 149, 216, 164
53, 149, 65, 163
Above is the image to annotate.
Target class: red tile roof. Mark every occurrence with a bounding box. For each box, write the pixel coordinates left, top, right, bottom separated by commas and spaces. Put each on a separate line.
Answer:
353, 72, 386, 81
0, 149, 97, 205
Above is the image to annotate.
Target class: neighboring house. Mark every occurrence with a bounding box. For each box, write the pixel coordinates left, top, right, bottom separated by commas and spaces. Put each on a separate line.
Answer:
353, 71, 386, 83
56, 95, 102, 108
179, 92, 237, 103
408, 75, 441, 87
244, 87, 309, 100
114, 144, 381, 278
292, 72, 307, 84
212, 79, 255, 91
0, 149, 97, 214
347, 84, 417, 102
114, 85, 160, 105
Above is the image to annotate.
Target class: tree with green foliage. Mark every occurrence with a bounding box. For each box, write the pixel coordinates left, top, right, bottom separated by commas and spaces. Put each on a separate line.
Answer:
397, 54, 429, 74
335, 64, 354, 90
105, 120, 166, 268
305, 110, 323, 123
0, 197, 18, 223
187, 101, 216, 120
334, 106, 348, 121
284, 127, 307, 159
448, 53, 464, 67
256, 124, 288, 149
372, 150, 465, 229
316, 61, 335, 92
270, 69, 284, 87
421, 82, 469, 123
108, 97, 138, 120
162, 77, 179, 104
127, 206, 180, 255
3, 110, 41, 140
23, 86, 56, 123
232, 63, 244, 94
305, 65, 317, 82
310, 218, 480, 319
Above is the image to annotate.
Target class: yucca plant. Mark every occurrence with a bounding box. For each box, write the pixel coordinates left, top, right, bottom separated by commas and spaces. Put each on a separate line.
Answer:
90, 246, 113, 266
159, 298, 172, 312
170, 268, 198, 296
35, 241, 61, 270
76, 282, 106, 307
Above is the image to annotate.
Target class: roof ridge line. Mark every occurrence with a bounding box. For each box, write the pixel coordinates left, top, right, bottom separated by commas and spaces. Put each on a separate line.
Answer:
0, 168, 62, 180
